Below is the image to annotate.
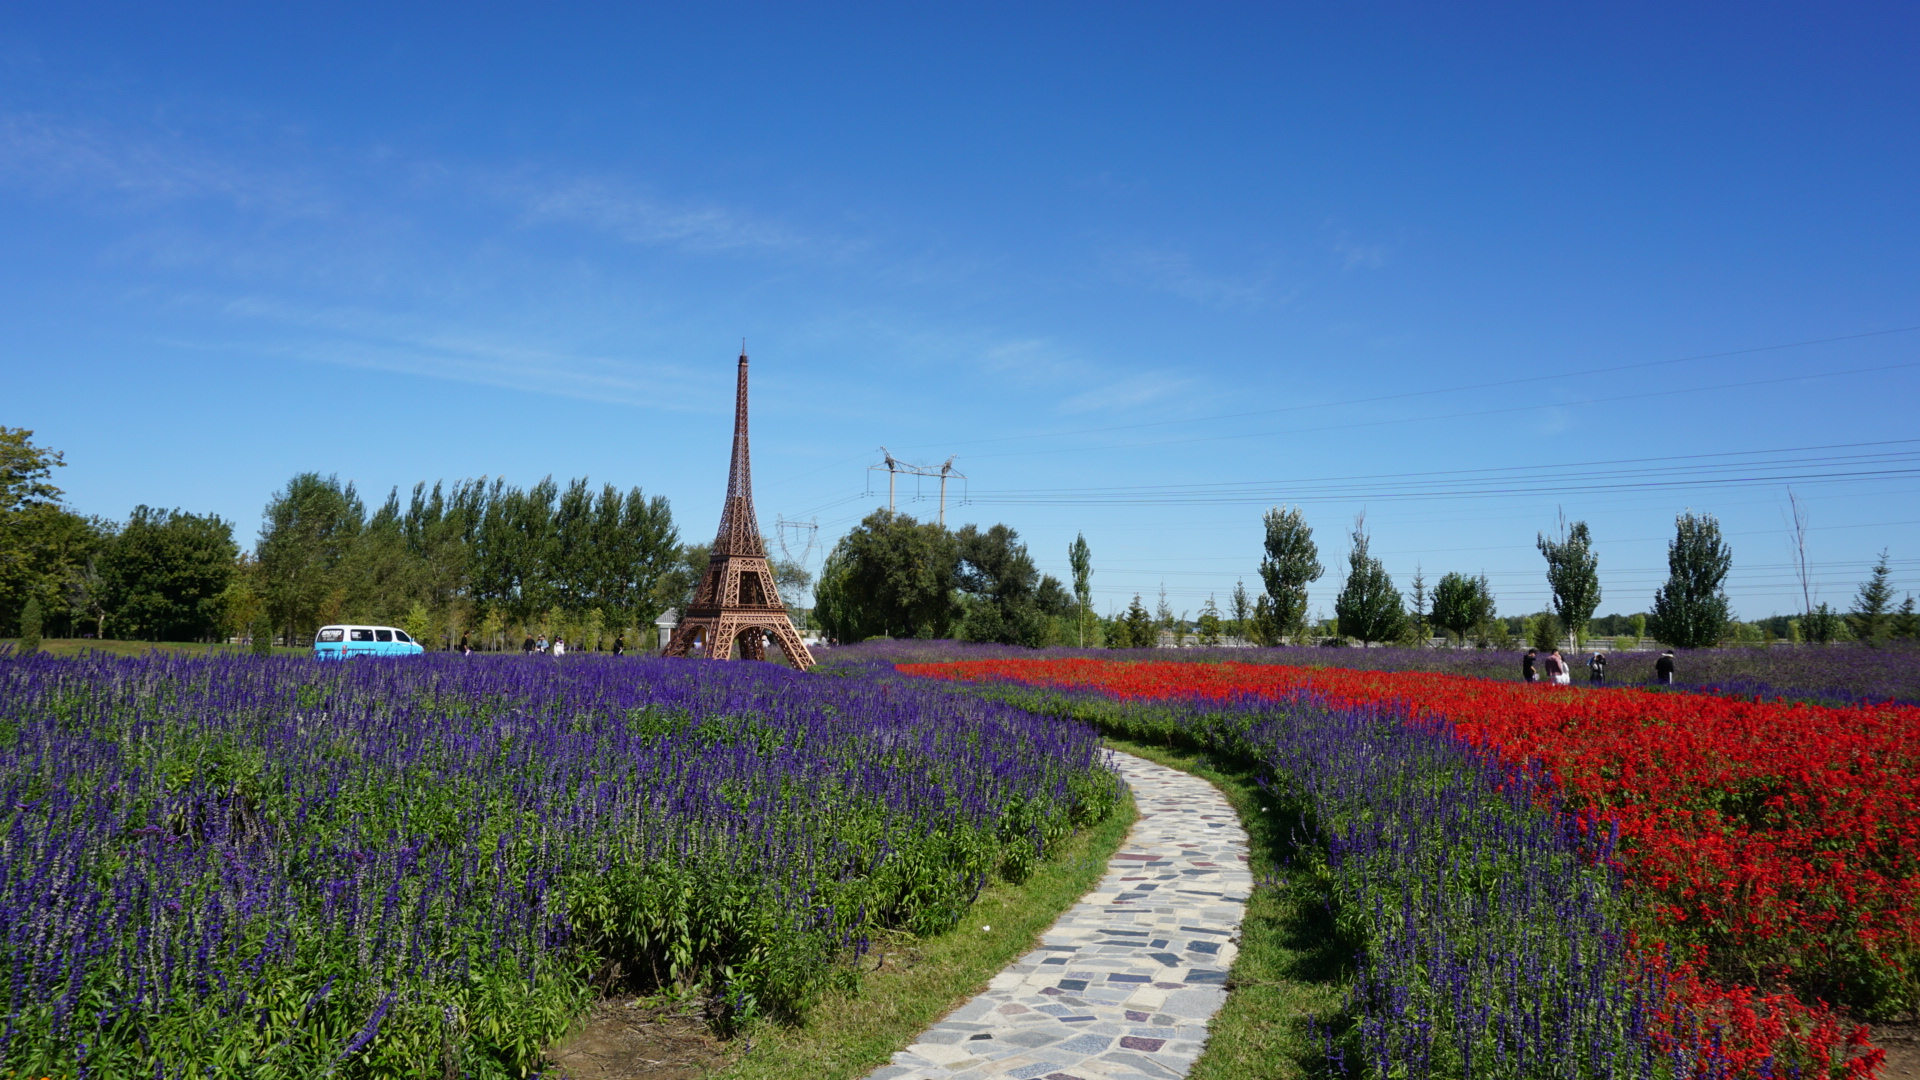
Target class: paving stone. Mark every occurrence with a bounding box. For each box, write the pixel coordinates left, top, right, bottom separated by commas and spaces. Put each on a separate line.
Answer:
865, 752, 1250, 1079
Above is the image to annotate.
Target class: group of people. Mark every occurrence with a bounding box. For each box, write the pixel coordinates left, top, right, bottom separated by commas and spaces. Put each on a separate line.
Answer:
448, 632, 628, 657
1522, 647, 1676, 685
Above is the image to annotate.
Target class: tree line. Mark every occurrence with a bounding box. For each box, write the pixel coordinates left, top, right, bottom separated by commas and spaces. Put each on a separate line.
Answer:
6, 423, 1912, 651
812, 511, 1074, 645
1, 427, 775, 649
2, 428, 241, 643
1151, 504, 1914, 650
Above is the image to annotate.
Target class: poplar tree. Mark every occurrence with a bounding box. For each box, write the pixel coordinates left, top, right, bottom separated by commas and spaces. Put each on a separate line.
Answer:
1333, 514, 1404, 646
1258, 505, 1322, 644
1068, 533, 1093, 646
1648, 511, 1732, 649
1537, 514, 1602, 648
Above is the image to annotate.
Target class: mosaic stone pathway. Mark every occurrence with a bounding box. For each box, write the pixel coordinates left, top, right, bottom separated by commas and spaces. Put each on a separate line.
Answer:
867, 751, 1251, 1080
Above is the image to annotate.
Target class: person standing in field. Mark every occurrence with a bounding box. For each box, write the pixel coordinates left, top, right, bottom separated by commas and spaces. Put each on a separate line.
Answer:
1522, 648, 1538, 682
1588, 650, 1606, 684
458, 631, 471, 656
1655, 649, 1676, 685
521, 634, 535, 655
612, 635, 625, 657
1542, 649, 1566, 684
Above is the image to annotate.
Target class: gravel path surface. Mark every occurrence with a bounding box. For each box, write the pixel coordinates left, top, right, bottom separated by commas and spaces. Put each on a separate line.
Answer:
867, 751, 1252, 1080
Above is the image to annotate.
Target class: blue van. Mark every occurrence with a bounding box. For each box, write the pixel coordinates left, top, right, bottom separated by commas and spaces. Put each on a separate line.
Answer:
312, 624, 426, 660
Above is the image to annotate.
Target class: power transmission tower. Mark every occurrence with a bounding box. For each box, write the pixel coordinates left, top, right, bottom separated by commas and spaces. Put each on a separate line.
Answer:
868, 447, 968, 525
774, 515, 819, 567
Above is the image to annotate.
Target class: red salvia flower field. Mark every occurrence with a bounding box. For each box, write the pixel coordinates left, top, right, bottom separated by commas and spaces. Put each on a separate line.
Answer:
904, 657, 1919, 1075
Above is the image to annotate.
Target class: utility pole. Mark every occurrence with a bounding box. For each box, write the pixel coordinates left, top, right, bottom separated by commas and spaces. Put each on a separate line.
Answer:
868, 448, 968, 525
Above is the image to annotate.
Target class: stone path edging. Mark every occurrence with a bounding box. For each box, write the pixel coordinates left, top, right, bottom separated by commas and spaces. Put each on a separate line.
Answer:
867, 751, 1252, 1080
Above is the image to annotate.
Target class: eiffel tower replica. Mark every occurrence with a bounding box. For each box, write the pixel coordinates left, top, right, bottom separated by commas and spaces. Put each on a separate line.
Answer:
662, 349, 816, 668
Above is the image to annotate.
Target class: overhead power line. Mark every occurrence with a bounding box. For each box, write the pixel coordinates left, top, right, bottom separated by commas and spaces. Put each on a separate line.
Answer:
891, 324, 1920, 453
954, 359, 1920, 462
957, 439, 1920, 506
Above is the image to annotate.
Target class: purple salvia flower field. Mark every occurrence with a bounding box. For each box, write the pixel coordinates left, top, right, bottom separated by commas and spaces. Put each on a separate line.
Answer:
0, 652, 1120, 1078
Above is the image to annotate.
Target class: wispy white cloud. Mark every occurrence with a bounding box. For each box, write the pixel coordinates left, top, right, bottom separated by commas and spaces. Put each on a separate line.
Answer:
1104, 248, 1285, 309
1057, 371, 1194, 414
0, 109, 832, 262
501, 174, 825, 255
1333, 230, 1389, 271
0, 111, 332, 216
972, 336, 1194, 413
203, 295, 716, 410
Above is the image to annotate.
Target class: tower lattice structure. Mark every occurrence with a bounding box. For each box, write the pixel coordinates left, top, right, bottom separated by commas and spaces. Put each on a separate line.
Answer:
662, 350, 816, 668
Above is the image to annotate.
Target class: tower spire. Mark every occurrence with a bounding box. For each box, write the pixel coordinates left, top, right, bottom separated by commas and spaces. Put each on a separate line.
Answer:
712, 347, 765, 557
661, 347, 814, 667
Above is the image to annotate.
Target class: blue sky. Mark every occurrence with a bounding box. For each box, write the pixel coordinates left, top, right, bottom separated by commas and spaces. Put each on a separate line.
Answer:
5, 3, 1917, 621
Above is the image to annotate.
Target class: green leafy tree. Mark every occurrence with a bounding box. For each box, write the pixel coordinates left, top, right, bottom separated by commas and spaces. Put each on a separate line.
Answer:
812, 510, 959, 642
768, 550, 813, 625
1249, 594, 1279, 646
1196, 595, 1223, 646
250, 613, 275, 655
651, 543, 711, 617
1258, 505, 1322, 644
1528, 612, 1563, 653
1431, 571, 1494, 646
1802, 602, 1839, 645
258, 473, 364, 643
1648, 511, 1733, 649
100, 507, 238, 641
1333, 515, 1405, 646
1229, 579, 1251, 643
1110, 593, 1154, 649
1068, 532, 1093, 646
955, 523, 1065, 646
1848, 549, 1898, 646
1892, 594, 1918, 640
1537, 515, 1602, 649
0, 426, 64, 515
0, 428, 107, 637
16, 594, 41, 654
403, 600, 434, 648
4, 507, 105, 638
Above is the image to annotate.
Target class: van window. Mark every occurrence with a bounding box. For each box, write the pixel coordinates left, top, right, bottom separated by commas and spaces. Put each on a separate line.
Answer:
350, 629, 375, 642
394, 630, 413, 643
375, 629, 394, 642
317, 628, 344, 642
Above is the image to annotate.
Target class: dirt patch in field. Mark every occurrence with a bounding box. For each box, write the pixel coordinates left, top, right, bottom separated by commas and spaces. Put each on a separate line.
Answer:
1876, 1022, 1918, 1080
545, 998, 733, 1080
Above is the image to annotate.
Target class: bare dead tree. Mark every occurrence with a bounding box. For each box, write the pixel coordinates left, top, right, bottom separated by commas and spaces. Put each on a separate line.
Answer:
1787, 488, 1813, 618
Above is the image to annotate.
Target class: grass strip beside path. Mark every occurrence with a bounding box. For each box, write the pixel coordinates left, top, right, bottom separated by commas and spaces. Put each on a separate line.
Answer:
715, 786, 1138, 1080
1105, 739, 1347, 1080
